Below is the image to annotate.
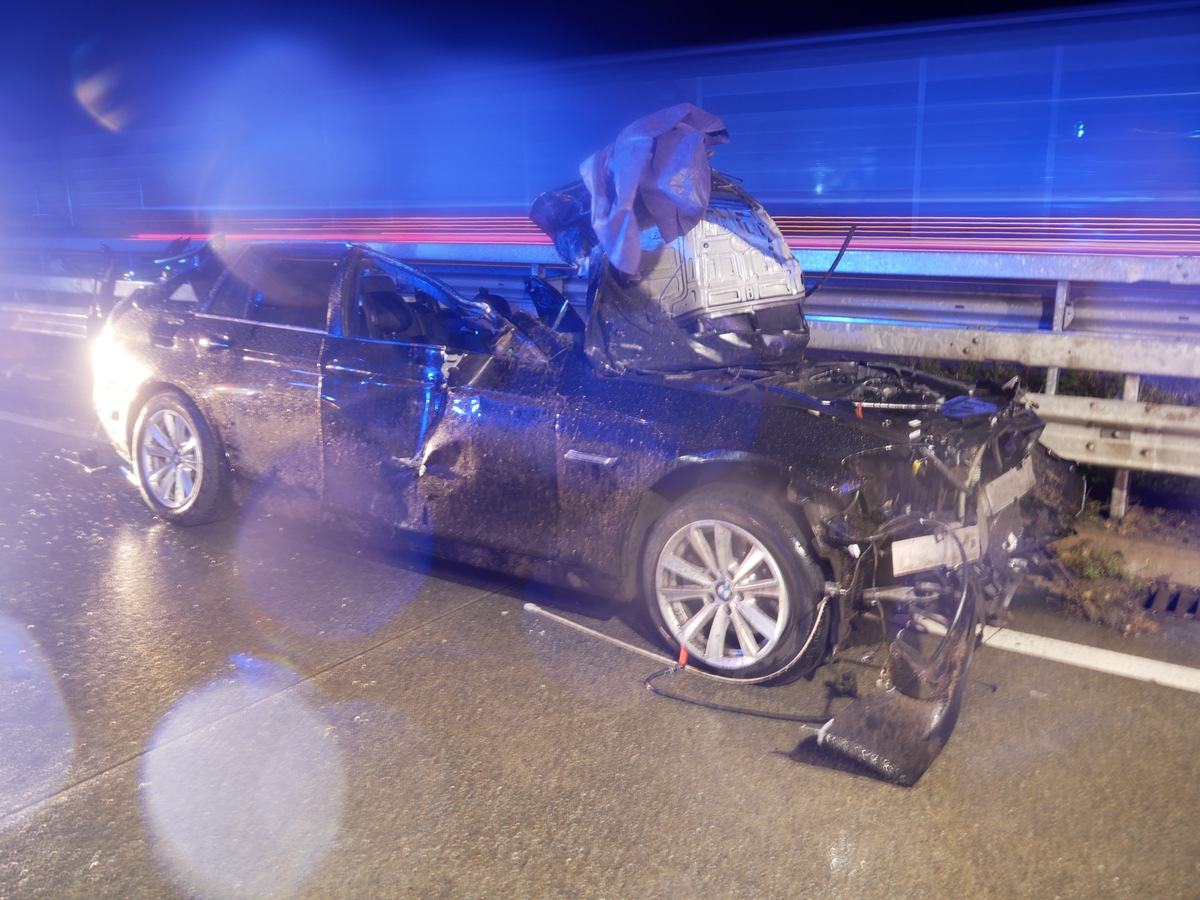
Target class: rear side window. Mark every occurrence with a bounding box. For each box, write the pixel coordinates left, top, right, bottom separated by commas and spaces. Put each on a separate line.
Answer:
206, 248, 337, 331
206, 249, 260, 319
250, 256, 337, 330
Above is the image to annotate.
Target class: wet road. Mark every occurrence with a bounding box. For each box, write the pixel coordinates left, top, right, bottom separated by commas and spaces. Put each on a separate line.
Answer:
2, 380, 1200, 897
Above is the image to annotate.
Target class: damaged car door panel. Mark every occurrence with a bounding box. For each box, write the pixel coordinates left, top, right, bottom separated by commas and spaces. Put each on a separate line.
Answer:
91, 105, 1074, 784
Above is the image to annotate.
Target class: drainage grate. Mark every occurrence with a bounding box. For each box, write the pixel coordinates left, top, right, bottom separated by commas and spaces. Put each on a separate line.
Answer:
1145, 580, 1200, 619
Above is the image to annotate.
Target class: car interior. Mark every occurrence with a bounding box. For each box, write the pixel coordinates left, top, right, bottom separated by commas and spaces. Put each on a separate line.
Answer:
354, 272, 451, 345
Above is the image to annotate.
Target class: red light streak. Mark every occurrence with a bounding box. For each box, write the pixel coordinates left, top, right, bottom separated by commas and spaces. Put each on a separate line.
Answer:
133, 215, 1200, 257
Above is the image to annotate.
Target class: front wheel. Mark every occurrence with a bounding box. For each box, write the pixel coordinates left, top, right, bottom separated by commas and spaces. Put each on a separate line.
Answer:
641, 485, 829, 682
132, 390, 229, 525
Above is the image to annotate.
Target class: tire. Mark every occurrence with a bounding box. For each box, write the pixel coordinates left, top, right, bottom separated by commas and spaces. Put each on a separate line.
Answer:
132, 390, 230, 525
642, 484, 829, 682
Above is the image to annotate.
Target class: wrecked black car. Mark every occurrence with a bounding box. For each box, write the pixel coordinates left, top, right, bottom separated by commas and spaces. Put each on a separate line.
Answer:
92, 104, 1066, 783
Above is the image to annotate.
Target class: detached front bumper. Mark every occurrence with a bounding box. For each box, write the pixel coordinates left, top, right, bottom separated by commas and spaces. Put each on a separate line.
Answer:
890, 454, 1036, 576
815, 450, 1040, 785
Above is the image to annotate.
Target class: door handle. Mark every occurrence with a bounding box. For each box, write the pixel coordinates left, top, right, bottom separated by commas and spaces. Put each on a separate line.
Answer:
198, 334, 232, 350
564, 449, 619, 467
322, 358, 374, 380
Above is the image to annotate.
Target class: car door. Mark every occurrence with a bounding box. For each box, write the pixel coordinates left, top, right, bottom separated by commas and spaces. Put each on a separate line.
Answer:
319, 253, 560, 559
320, 351, 446, 530
187, 244, 337, 498
416, 332, 561, 559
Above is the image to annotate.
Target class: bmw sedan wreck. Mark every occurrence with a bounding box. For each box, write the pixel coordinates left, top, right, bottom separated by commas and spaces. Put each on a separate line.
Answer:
92, 105, 1070, 784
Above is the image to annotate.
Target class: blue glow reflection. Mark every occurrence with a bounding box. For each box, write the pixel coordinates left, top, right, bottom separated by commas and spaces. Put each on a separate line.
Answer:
8, 4, 1190, 231
451, 395, 483, 419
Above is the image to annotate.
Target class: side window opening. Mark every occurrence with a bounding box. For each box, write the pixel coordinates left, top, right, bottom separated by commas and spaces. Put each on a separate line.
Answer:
206, 248, 261, 319
204, 248, 336, 331
348, 256, 509, 356
354, 269, 451, 345
249, 255, 336, 330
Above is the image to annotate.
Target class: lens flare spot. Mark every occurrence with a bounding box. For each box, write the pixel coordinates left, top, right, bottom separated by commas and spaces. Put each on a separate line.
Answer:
0, 612, 75, 825
74, 64, 133, 132
141, 658, 343, 897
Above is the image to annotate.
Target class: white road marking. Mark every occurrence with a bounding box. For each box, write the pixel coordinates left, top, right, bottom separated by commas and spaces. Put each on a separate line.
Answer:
917, 616, 1200, 694
525, 601, 1200, 696
0, 408, 97, 441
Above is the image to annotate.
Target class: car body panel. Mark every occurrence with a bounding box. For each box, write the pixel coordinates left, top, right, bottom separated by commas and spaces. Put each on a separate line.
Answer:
417, 352, 561, 558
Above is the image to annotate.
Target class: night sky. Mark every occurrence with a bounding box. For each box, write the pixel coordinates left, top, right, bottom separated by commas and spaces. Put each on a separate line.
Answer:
2, 0, 1116, 140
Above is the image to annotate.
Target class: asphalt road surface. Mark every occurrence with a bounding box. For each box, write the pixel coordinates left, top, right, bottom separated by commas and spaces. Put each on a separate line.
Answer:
1, 376, 1199, 898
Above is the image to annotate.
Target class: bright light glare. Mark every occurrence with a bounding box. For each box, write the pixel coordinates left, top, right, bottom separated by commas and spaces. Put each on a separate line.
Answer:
141, 656, 343, 896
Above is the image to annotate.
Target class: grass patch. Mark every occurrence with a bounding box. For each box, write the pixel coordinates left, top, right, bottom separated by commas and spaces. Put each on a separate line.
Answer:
1057, 542, 1133, 582
1044, 538, 1157, 636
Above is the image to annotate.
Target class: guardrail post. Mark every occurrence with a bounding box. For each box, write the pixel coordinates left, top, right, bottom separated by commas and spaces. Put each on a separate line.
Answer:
1044, 279, 1071, 396
1109, 373, 1142, 520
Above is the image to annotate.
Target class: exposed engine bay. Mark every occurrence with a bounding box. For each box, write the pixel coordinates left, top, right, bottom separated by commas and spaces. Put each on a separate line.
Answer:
531, 103, 1076, 784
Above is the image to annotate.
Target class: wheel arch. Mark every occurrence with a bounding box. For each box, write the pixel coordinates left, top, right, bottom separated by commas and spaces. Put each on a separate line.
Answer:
632, 469, 834, 680
125, 381, 227, 463
617, 453, 811, 601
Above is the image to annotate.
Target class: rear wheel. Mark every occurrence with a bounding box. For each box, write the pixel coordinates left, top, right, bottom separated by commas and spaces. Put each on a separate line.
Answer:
641, 485, 829, 681
132, 390, 229, 525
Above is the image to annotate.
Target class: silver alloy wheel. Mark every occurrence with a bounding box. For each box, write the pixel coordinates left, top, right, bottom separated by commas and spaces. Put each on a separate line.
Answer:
138, 407, 202, 510
654, 518, 790, 671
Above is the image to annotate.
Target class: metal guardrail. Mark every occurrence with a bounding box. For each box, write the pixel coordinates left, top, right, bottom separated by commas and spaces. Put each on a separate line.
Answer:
2, 239, 1198, 509
1025, 392, 1200, 480
0, 301, 89, 339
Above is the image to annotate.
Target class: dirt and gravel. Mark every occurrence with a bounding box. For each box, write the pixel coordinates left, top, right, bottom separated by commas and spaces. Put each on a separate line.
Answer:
1034, 503, 1200, 636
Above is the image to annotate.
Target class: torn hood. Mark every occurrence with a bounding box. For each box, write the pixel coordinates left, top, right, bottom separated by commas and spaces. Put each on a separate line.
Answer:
530, 104, 808, 376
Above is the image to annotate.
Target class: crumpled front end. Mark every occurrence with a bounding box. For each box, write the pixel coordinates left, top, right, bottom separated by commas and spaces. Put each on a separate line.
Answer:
530, 101, 809, 378
789, 364, 1048, 784
531, 104, 1074, 784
